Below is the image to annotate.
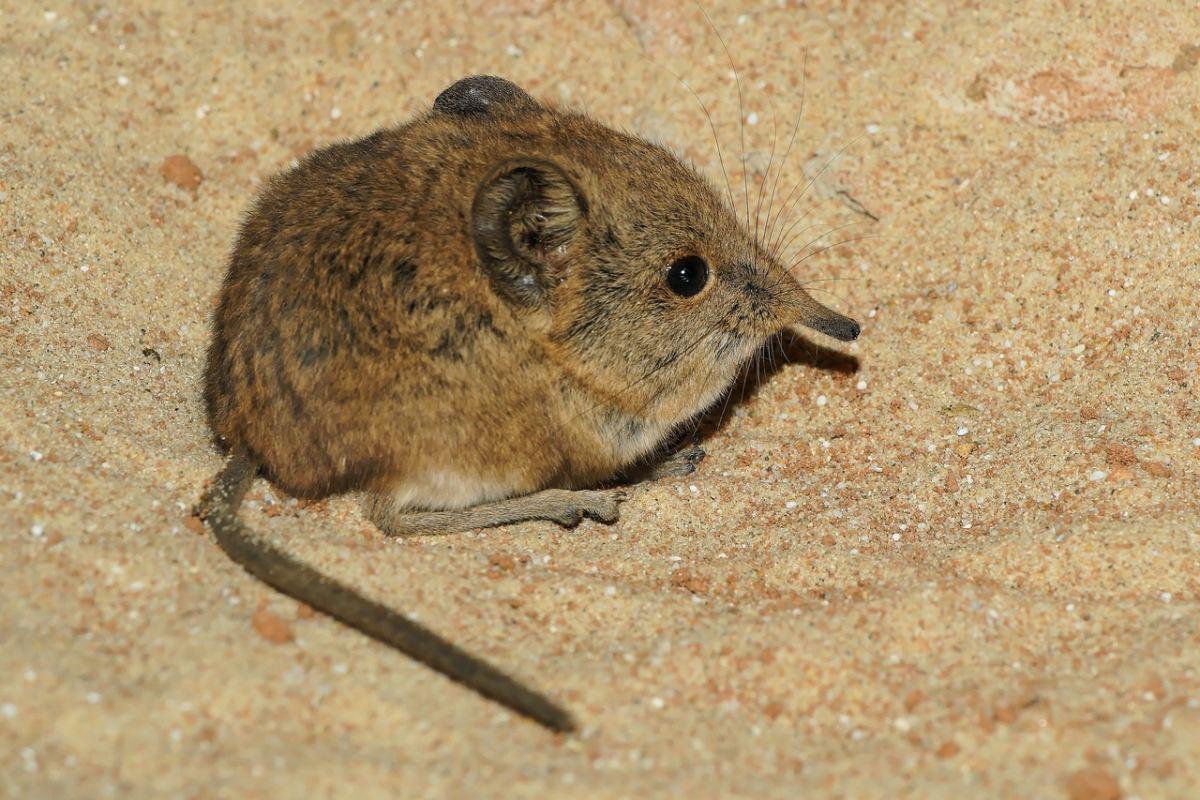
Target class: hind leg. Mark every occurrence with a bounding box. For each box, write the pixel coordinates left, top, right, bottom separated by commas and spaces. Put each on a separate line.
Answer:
366, 488, 628, 537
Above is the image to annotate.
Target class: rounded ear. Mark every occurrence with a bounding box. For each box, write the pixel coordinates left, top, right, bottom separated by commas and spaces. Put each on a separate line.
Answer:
433, 76, 539, 117
471, 159, 587, 307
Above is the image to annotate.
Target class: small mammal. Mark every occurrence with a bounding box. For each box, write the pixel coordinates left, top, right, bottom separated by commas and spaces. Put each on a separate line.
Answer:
199, 76, 859, 733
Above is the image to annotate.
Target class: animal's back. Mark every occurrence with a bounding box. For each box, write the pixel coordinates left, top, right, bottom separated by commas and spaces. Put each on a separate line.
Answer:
203, 120, 556, 500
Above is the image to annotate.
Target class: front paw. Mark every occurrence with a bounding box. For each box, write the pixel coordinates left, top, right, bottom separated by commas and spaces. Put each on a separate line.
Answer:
551, 489, 627, 527
650, 443, 707, 479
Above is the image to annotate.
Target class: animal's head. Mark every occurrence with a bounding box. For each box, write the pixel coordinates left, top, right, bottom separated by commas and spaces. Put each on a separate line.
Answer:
439, 76, 859, 427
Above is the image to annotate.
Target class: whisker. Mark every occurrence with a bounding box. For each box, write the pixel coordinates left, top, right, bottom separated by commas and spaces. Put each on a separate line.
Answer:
752, 92, 780, 261
798, 276, 865, 285
559, 317, 729, 429
767, 135, 866, 257
754, 220, 871, 305
695, 2, 752, 233
600, 11, 739, 218
682, 352, 723, 443
761, 49, 809, 249
773, 217, 842, 262
787, 234, 888, 273
768, 193, 839, 261
714, 349, 754, 433
802, 284, 855, 310
778, 219, 870, 268
654, 61, 739, 217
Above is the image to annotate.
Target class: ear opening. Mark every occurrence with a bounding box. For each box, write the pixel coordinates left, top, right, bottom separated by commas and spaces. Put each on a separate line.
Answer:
471, 159, 586, 307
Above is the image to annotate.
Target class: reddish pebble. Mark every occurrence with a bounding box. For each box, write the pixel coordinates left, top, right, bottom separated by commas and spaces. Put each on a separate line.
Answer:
670, 568, 709, 594
1104, 443, 1136, 467
161, 154, 203, 191
935, 741, 960, 758
1141, 461, 1172, 478
488, 552, 517, 574
86, 333, 111, 351
1066, 767, 1120, 800
183, 515, 205, 536
252, 605, 294, 644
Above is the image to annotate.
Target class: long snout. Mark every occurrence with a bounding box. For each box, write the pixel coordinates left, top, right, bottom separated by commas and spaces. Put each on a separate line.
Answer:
778, 278, 860, 342
795, 291, 860, 341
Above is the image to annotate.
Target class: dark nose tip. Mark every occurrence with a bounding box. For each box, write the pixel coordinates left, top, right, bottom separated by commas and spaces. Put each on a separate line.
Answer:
812, 315, 861, 342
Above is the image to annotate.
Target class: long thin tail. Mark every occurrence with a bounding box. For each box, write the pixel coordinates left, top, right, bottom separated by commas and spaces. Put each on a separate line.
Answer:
197, 453, 577, 733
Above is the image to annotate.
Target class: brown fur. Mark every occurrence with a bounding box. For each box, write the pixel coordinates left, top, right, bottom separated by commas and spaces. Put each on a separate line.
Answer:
204, 77, 855, 509
199, 76, 858, 731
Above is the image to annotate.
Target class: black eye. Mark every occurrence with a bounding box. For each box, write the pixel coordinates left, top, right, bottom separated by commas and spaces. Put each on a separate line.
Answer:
666, 256, 709, 298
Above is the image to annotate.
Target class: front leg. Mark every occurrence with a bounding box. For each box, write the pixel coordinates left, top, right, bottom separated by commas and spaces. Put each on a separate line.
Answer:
366, 488, 627, 537
645, 442, 706, 480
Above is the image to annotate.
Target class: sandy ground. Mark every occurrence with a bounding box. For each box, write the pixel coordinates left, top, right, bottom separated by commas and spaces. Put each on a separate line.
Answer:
2, 1, 1199, 797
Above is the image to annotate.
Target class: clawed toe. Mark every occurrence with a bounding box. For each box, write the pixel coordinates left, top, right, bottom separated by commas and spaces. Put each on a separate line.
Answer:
586, 490, 625, 524
552, 508, 585, 527
648, 443, 707, 480
551, 490, 626, 528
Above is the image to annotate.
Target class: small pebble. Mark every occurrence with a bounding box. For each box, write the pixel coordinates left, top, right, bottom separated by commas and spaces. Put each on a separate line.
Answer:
1088, 470, 1107, 482
160, 154, 203, 192
328, 19, 357, 57
1065, 767, 1120, 800
1, 703, 16, 719
816, 394, 827, 407
252, 606, 295, 644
